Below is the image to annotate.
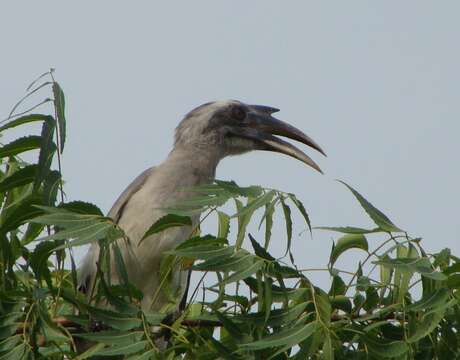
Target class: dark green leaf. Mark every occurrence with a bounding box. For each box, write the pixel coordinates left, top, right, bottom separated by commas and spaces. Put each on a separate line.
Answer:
217, 211, 230, 239
330, 295, 352, 313
338, 180, 403, 232
315, 226, 381, 234
0, 164, 37, 193
75, 331, 144, 345
0, 113, 51, 132
52, 82, 66, 153
35, 116, 56, 190
60, 201, 104, 216
0, 343, 27, 360
280, 197, 293, 253
140, 214, 192, 243
249, 233, 275, 261
240, 321, 317, 350
288, 194, 312, 233
407, 288, 450, 312
329, 234, 368, 267
93, 341, 148, 356
216, 260, 265, 286
408, 308, 445, 343
88, 307, 142, 331
231, 190, 275, 218
0, 135, 42, 158
364, 335, 408, 358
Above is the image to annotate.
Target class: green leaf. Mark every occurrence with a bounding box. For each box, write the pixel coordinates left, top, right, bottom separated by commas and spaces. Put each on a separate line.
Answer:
374, 257, 447, 281
88, 307, 142, 331
240, 321, 317, 350
0, 135, 42, 158
0, 113, 51, 132
0, 164, 37, 193
53, 82, 66, 153
338, 181, 403, 232
93, 341, 148, 356
330, 295, 352, 313
43, 170, 61, 205
215, 260, 265, 286
40, 222, 114, 249
35, 116, 56, 190
313, 287, 331, 326
329, 275, 346, 296
408, 308, 445, 343
363, 335, 408, 358
32, 207, 106, 228
214, 179, 263, 197
447, 274, 460, 289
126, 349, 158, 360
407, 288, 450, 312
261, 198, 276, 248
0, 343, 27, 360
235, 303, 309, 327
60, 201, 104, 216
315, 226, 380, 234
170, 245, 235, 260
280, 197, 293, 253
75, 331, 144, 345
231, 190, 275, 218
249, 233, 275, 261
140, 214, 192, 243
0, 195, 44, 234
193, 250, 255, 272
0, 335, 21, 353
329, 234, 368, 267
322, 332, 334, 360
234, 198, 252, 249
217, 211, 230, 239
175, 235, 227, 250
287, 193, 312, 233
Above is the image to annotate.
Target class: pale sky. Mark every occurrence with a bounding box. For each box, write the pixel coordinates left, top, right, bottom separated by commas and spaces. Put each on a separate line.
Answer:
1, 1, 459, 288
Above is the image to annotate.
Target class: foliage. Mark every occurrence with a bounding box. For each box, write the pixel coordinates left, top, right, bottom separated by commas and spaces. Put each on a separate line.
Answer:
0, 73, 459, 359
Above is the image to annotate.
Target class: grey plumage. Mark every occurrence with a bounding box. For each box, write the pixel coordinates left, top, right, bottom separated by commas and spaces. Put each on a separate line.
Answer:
78, 100, 325, 313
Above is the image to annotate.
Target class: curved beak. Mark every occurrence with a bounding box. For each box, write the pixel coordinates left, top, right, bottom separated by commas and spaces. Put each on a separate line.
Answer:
230, 105, 326, 173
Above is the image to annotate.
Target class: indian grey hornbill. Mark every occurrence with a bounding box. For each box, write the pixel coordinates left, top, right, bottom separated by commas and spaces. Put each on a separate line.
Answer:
78, 100, 325, 312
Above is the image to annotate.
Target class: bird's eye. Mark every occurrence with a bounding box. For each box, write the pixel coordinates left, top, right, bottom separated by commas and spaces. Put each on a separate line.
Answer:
231, 106, 247, 121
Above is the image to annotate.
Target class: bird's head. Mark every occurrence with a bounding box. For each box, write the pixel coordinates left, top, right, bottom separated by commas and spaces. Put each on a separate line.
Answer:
175, 100, 326, 173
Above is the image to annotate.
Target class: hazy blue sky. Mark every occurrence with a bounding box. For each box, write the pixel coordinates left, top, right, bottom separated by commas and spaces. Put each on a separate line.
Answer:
1, 1, 459, 287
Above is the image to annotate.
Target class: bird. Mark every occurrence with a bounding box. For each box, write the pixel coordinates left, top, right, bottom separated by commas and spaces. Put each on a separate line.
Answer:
78, 100, 325, 314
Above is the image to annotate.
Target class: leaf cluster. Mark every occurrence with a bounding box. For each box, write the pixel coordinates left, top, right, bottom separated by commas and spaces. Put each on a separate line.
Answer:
0, 73, 459, 359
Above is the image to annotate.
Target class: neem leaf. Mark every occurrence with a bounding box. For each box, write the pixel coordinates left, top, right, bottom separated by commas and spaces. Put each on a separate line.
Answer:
52, 82, 66, 153
231, 190, 275, 218
240, 321, 317, 350
338, 180, 403, 232
215, 260, 265, 287
249, 233, 275, 261
363, 335, 409, 358
330, 234, 369, 267
0, 164, 37, 193
407, 288, 450, 312
59, 201, 104, 216
408, 308, 445, 343
0, 136, 42, 158
0, 113, 50, 133
315, 226, 381, 234
217, 211, 230, 239
140, 214, 192, 243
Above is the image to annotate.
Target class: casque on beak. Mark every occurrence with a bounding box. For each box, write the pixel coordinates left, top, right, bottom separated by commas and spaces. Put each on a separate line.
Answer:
230, 105, 326, 173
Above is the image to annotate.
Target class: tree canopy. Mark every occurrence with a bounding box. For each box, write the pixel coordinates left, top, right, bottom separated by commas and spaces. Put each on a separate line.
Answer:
0, 72, 459, 359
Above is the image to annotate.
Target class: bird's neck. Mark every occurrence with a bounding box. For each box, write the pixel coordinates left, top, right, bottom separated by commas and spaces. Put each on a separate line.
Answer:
163, 145, 222, 188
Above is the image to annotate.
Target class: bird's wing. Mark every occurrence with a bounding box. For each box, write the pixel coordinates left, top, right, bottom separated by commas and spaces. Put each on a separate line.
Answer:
107, 166, 156, 223
78, 166, 156, 292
